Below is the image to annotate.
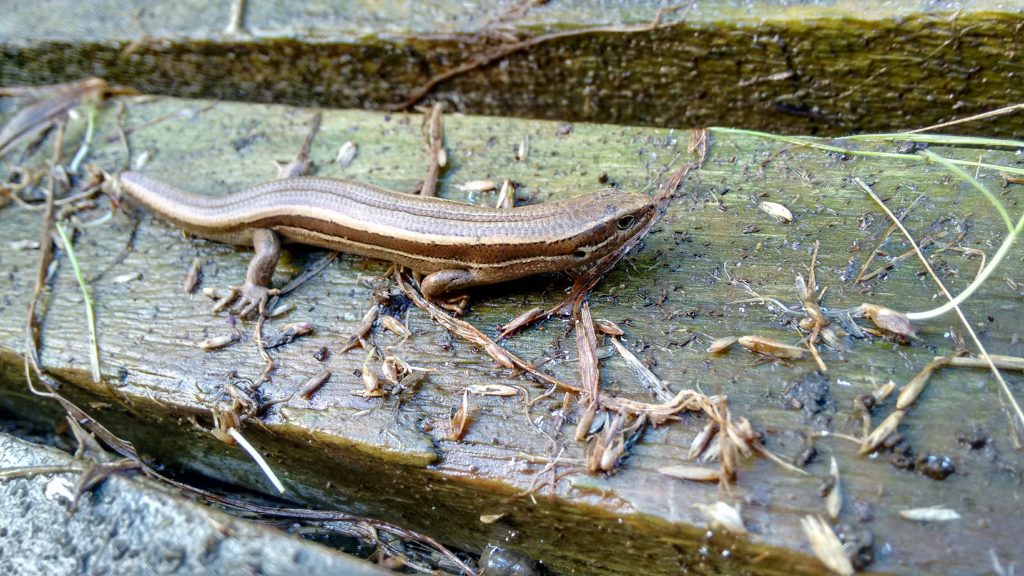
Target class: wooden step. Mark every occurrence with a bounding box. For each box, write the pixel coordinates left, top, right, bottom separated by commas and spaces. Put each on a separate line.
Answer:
1, 95, 1022, 574
1, 1, 1023, 135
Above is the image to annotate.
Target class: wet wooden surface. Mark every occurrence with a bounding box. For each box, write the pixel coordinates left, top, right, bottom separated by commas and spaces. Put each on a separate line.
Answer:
1, 96, 1023, 574
2, 1, 1024, 135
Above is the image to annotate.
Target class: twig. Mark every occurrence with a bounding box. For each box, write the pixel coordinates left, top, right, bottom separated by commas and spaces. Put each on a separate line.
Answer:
388, 1, 696, 110
0, 465, 86, 480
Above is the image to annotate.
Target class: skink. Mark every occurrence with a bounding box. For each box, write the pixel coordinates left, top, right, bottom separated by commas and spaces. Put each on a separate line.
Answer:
118, 172, 656, 316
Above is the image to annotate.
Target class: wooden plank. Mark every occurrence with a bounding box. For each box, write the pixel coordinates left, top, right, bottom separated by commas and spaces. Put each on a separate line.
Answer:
1, 95, 1023, 574
1, 1, 1023, 135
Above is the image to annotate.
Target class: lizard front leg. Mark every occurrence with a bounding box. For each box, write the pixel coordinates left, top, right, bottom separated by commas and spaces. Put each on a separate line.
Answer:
233, 228, 281, 318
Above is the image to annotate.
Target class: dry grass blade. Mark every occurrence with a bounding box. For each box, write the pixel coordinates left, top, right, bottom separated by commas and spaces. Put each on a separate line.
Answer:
855, 177, 1024, 446
575, 302, 601, 400
54, 223, 101, 384
395, 270, 710, 422
800, 515, 853, 576
943, 354, 1024, 371
226, 428, 285, 494
609, 336, 674, 402
906, 102, 1024, 134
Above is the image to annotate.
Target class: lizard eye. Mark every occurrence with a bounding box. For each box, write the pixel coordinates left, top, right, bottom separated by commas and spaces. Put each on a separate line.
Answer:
616, 215, 637, 230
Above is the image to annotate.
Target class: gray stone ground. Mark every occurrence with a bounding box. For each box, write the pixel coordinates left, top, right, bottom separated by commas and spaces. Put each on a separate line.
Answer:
0, 432, 389, 576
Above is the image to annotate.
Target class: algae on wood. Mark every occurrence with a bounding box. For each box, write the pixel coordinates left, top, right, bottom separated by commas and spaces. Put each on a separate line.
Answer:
1, 96, 1023, 574
2, 1, 1024, 135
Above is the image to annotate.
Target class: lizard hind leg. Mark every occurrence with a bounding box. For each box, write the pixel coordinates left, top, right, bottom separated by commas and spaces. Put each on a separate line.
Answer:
420, 269, 479, 314
231, 228, 282, 319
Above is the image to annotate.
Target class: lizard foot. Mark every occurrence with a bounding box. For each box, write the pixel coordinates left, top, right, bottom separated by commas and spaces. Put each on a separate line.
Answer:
433, 293, 471, 316
230, 282, 278, 319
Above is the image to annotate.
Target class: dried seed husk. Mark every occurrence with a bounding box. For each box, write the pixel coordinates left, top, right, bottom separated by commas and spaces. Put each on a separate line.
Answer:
860, 409, 906, 455
825, 457, 842, 520
899, 506, 960, 522
759, 201, 793, 223
341, 304, 379, 353
658, 465, 720, 482
362, 350, 380, 393
688, 421, 719, 460
448, 391, 471, 441
593, 318, 624, 336
380, 314, 410, 338
860, 303, 916, 338
707, 336, 738, 354
382, 355, 410, 384
496, 306, 543, 337
335, 141, 357, 168
800, 515, 853, 576
872, 380, 897, 403
268, 302, 295, 318
896, 356, 950, 410
466, 384, 519, 396
737, 335, 805, 359
183, 257, 202, 294
298, 370, 331, 401
699, 434, 722, 464
457, 180, 496, 192
198, 334, 238, 351
695, 502, 747, 535
599, 435, 625, 472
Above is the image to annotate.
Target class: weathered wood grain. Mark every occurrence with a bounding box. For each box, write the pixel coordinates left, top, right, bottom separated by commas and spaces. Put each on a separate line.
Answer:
2, 1, 1023, 135
1, 96, 1022, 574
